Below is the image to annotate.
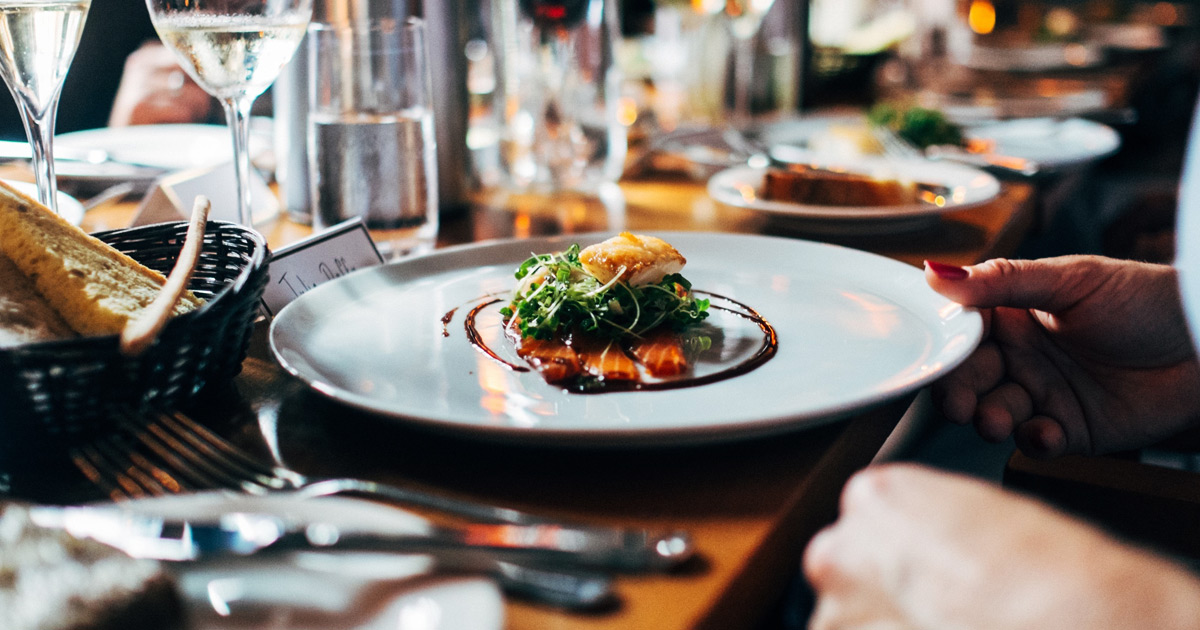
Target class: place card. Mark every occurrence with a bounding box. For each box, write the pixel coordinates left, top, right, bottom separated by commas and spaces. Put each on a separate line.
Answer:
259, 217, 385, 316
131, 160, 279, 227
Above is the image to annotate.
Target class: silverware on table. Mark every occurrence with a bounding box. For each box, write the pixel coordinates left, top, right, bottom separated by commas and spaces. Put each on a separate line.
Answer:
67, 411, 693, 609
31, 502, 614, 609
0, 139, 170, 173
70, 411, 693, 572
871, 126, 1041, 177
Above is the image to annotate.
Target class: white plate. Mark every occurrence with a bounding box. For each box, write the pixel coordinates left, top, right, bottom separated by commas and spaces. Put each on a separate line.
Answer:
270, 232, 983, 446
3, 179, 84, 225
955, 41, 1106, 72
52, 123, 272, 187
1177, 102, 1200, 353
707, 160, 1000, 234
965, 117, 1121, 170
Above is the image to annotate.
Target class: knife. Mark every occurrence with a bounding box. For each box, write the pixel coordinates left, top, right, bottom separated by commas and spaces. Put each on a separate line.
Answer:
0, 139, 169, 173
29, 506, 617, 609
30, 506, 692, 571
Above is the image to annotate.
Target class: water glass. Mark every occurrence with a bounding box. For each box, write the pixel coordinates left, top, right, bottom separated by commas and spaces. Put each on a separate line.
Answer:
308, 17, 438, 259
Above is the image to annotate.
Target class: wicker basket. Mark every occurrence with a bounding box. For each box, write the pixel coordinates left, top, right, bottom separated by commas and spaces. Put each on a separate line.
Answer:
0, 221, 269, 452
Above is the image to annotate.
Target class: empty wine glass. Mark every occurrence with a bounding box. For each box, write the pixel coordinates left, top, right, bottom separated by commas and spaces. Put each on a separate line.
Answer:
146, 0, 311, 226
0, 0, 91, 212
724, 0, 776, 127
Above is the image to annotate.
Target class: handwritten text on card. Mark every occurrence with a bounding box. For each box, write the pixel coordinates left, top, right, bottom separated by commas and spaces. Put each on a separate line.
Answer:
260, 218, 384, 316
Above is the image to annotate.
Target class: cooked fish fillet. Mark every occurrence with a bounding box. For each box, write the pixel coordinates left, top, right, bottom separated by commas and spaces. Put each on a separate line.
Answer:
579, 232, 685, 287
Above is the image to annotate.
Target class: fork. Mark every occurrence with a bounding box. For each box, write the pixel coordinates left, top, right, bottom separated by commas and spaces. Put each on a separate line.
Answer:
68, 416, 625, 610
872, 126, 1040, 177
69, 411, 692, 571
871, 127, 924, 160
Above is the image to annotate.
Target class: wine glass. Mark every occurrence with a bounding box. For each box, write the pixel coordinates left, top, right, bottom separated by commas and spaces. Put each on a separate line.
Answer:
145, 0, 311, 226
724, 0, 776, 127
0, 0, 91, 212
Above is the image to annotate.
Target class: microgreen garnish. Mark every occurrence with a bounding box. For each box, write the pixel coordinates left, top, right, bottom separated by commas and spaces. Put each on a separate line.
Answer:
501, 244, 709, 340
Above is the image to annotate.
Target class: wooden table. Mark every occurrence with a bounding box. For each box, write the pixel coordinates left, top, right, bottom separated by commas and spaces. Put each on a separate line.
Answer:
62, 176, 1035, 629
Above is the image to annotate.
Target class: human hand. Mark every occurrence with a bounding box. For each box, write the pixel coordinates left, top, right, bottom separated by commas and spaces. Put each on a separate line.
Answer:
804, 464, 1200, 630
924, 256, 1200, 458
108, 42, 214, 127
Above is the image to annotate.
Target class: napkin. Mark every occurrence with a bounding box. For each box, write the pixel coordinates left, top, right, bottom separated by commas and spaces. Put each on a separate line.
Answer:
66, 491, 505, 630
132, 161, 279, 227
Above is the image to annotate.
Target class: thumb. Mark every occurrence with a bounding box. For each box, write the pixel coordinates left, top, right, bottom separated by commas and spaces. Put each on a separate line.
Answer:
924, 256, 1105, 313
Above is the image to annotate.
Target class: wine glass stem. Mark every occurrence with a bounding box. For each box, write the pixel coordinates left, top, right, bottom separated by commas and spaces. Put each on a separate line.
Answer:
18, 100, 60, 212
221, 96, 255, 227
732, 35, 754, 128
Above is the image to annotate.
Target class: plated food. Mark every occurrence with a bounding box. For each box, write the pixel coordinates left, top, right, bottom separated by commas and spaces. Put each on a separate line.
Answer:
484, 232, 775, 392
708, 159, 1001, 235
270, 232, 984, 445
761, 165, 920, 207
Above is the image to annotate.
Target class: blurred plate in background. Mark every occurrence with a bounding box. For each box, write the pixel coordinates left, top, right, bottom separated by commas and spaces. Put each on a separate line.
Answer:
53, 123, 272, 190
3, 179, 84, 225
708, 159, 1000, 234
965, 117, 1121, 170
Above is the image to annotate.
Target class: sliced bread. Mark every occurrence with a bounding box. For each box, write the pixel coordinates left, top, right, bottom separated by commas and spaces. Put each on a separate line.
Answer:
0, 181, 202, 337
0, 252, 76, 347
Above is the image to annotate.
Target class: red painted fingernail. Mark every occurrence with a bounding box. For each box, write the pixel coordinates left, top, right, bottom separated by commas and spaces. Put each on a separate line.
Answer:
925, 260, 968, 280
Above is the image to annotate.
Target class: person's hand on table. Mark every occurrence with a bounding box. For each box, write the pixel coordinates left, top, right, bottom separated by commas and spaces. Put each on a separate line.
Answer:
923, 256, 1200, 459
108, 42, 214, 127
804, 463, 1200, 630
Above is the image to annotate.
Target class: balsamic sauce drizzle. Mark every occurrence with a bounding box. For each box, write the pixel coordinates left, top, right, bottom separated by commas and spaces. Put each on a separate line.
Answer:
440, 307, 459, 337
449, 290, 778, 393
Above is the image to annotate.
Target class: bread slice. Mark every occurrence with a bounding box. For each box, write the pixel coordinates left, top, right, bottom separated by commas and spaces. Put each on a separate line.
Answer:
0, 181, 202, 337
0, 252, 75, 347
762, 166, 917, 207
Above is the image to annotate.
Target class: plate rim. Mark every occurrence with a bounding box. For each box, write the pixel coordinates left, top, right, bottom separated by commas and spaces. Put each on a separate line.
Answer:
269, 231, 984, 447
964, 117, 1121, 169
53, 123, 271, 183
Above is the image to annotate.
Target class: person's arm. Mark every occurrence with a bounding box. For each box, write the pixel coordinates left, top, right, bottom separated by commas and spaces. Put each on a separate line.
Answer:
804, 464, 1200, 630
108, 42, 215, 127
924, 256, 1200, 458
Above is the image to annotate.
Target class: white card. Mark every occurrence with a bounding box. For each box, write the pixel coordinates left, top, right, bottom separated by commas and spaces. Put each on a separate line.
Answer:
132, 161, 279, 227
259, 217, 385, 317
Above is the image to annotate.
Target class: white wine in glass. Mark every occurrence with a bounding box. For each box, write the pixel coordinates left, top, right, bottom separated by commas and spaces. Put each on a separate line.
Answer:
0, 0, 90, 212
147, 0, 310, 226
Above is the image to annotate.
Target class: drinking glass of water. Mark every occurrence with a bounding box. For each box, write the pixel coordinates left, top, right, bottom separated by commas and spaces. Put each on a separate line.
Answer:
0, 0, 90, 212
308, 17, 438, 259
146, 0, 311, 226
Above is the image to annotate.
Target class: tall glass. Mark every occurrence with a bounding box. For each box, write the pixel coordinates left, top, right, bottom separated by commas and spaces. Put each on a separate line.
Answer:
490, 0, 626, 194
146, 0, 311, 226
0, 0, 90, 212
308, 18, 439, 259
724, 0, 776, 126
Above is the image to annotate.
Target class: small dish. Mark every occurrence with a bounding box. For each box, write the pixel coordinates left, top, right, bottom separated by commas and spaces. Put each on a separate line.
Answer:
964, 117, 1121, 171
707, 157, 1000, 234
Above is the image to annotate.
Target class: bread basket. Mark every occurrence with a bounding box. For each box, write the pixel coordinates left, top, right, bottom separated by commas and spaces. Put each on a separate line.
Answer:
0, 220, 269, 456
